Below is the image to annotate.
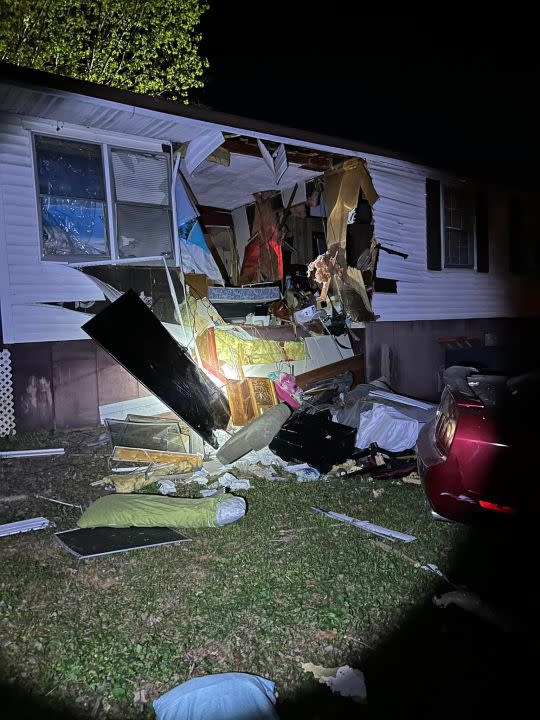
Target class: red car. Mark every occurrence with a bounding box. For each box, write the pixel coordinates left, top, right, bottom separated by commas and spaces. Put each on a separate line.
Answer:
417, 366, 538, 524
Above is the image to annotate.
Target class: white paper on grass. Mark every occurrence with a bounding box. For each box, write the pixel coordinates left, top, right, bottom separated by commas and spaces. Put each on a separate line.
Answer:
356, 403, 422, 453
184, 129, 225, 175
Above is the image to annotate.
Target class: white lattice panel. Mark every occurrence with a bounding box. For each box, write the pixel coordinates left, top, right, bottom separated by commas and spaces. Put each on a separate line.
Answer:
0, 349, 16, 436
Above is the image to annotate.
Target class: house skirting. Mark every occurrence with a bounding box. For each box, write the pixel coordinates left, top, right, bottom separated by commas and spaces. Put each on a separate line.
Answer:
364, 317, 539, 401
3, 340, 152, 432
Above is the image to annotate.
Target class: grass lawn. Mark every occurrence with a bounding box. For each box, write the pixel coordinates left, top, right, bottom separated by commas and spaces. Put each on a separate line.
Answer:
0, 428, 467, 718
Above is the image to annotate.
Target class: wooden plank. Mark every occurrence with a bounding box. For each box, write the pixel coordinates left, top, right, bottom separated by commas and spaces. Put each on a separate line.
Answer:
296, 354, 365, 389
112, 446, 202, 468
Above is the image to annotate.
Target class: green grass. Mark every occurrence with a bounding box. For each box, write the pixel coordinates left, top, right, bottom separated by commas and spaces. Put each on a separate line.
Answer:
0, 431, 466, 717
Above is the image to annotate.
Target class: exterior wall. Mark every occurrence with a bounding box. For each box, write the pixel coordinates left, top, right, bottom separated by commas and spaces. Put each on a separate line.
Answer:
0, 114, 106, 344
366, 157, 540, 321
365, 317, 539, 401
7, 339, 151, 431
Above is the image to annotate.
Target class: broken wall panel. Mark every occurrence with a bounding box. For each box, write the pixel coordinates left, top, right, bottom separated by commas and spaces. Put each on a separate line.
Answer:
82, 266, 185, 324
82, 290, 230, 447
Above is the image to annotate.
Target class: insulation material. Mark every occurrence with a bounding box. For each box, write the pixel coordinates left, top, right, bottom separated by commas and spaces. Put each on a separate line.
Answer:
307, 244, 374, 320
0, 349, 16, 437
323, 159, 378, 250
213, 328, 309, 369
175, 174, 224, 284
239, 192, 283, 283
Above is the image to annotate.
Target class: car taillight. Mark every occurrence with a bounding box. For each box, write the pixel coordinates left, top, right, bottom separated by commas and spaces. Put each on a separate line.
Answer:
435, 386, 457, 458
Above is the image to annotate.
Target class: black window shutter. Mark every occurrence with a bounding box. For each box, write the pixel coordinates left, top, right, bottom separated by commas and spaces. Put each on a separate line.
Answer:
508, 194, 522, 274
475, 191, 489, 272
426, 178, 442, 270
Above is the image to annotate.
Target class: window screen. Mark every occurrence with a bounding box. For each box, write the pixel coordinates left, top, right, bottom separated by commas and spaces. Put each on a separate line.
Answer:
443, 185, 475, 268
34, 135, 109, 259
111, 148, 173, 258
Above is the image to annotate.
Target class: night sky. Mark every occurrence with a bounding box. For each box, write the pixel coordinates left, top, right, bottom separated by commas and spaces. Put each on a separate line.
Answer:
196, 6, 537, 186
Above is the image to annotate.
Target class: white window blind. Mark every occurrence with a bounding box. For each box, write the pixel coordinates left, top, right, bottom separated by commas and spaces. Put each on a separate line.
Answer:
111, 149, 170, 205
110, 148, 173, 258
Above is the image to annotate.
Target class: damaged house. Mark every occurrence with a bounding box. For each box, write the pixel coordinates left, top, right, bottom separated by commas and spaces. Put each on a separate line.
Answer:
0, 63, 538, 434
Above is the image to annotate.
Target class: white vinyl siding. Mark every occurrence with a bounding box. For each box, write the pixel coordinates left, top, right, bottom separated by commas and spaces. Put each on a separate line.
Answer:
367, 157, 529, 321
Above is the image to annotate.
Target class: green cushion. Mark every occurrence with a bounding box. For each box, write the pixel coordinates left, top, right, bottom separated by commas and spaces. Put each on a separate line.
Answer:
77, 493, 236, 530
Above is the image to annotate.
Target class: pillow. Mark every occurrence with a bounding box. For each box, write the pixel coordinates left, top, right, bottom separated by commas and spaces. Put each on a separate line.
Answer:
78, 493, 245, 530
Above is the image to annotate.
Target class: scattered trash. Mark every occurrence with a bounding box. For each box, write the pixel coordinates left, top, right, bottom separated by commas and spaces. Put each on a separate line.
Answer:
0, 494, 28, 503
200, 488, 223, 498
0, 448, 64, 458
55, 526, 191, 560
185, 468, 210, 485
0, 517, 50, 538
372, 488, 384, 498
99, 472, 154, 494
285, 463, 321, 481
373, 541, 450, 580
86, 432, 108, 448
301, 663, 367, 703
215, 471, 239, 487
157, 478, 177, 495
35, 495, 83, 512
221, 477, 251, 490
402, 472, 421, 485
153, 672, 279, 720
313, 507, 416, 542
200, 473, 252, 496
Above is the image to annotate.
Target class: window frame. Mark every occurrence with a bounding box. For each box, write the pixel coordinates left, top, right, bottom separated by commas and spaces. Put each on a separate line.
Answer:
107, 145, 174, 261
440, 182, 477, 270
32, 131, 176, 265
32, 132, 112, 263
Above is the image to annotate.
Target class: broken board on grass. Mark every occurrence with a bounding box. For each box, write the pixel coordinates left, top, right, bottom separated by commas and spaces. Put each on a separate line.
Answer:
55, 526, 191, 560
82, 290, 230, 448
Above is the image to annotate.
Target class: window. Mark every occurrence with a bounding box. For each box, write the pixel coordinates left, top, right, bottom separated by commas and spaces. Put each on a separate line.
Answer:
35, 135, 109, 260
442, 185, 476, 268
34, 135, 174, 262
110, 148, 173, 259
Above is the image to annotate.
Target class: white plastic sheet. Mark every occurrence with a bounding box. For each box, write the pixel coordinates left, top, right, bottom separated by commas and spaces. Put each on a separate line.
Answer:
356, 403, 421, 452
